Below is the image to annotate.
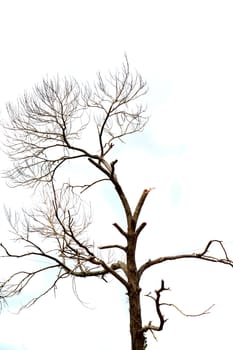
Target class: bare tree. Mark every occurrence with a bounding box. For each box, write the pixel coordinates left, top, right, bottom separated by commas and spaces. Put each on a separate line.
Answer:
1, 57, 233, 350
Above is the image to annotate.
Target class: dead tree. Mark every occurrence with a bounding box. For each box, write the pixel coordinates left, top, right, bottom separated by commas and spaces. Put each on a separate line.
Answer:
1, 57, 233, 350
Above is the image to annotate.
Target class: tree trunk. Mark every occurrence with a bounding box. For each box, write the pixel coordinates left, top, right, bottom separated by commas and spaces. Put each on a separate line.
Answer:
128, 286, 145, 350
127, 233, 145, 350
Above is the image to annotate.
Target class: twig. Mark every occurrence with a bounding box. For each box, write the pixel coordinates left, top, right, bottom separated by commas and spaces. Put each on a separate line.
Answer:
161, 302, 215, 317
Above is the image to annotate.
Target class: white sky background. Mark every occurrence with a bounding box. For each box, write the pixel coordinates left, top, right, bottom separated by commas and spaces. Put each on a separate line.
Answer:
0, 0, 233, 349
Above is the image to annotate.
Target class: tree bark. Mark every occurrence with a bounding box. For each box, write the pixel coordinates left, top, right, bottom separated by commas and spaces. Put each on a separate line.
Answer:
127, 233, 145, 350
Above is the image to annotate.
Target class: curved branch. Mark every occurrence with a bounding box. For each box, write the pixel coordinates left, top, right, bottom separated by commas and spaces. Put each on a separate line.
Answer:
141, 280, 168, 334
138, 240, 233, 279
161, 302, 215, 317
98, 244, 127, 252
141, 280, 214, 342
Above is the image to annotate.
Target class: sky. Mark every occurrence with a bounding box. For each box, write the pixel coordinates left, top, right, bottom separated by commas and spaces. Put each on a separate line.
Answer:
1, 0, 233, 349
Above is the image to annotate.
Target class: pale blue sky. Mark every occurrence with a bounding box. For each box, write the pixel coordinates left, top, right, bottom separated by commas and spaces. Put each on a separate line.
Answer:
1, 0, 233, 349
